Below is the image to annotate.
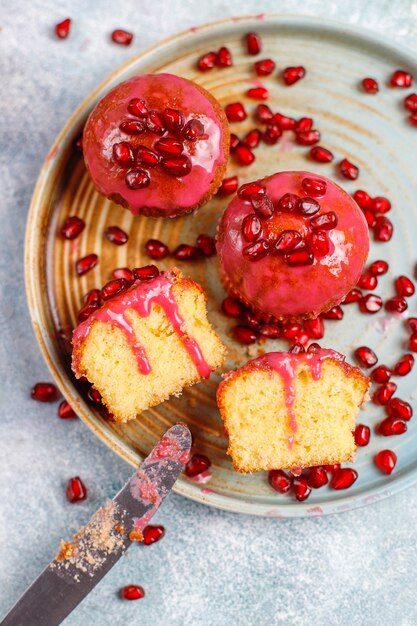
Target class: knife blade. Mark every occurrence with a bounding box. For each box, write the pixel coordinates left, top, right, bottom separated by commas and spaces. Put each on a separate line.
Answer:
1, 423, 191, 626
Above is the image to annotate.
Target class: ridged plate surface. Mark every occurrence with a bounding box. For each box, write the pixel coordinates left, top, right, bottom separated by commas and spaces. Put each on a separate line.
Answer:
26, 14, 417, 516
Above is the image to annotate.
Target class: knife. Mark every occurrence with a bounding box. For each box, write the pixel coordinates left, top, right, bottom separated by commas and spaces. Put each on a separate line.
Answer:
1, 423, 191, 626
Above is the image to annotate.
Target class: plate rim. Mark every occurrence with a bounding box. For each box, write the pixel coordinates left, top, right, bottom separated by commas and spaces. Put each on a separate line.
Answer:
25, 12, 417, 517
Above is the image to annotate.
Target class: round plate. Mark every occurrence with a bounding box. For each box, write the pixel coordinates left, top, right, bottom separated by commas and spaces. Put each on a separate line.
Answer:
26, 14, 417, 517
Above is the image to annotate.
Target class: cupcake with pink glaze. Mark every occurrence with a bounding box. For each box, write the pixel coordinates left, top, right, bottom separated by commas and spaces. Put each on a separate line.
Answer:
216, 171, 370, 322
82, 73, 229, 218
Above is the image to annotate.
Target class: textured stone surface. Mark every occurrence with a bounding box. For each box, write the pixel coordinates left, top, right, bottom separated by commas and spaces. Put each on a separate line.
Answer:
1, 1, 417, 624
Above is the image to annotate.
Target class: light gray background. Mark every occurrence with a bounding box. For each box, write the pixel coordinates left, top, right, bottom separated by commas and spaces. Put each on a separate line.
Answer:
1, 1, 416, 624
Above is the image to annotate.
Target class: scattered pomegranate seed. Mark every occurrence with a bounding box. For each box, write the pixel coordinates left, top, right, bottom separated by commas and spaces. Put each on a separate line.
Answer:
389, 69, 413, 88
185, 454, 211, 477
268, 469, 293, 493
128, 98, 148, 117
321, 306, 344, 320
162, 155, 192, 177
243, 129, 262, 149
375, 450, 397, 475
88, 387, 102, 404
133, 265, 160, 281
363, 209, 376, 228
306, 467, 328, 488
371, 197, 391, 214
75, 254, 98, 276
309, 146, 334, 163
111, 29, 133, 46
330, 468, 358, 490
292, 476, 311, 501
238, 182, 265, 198
196, 234, 216, 257
255, 58, 276, 76
393, 354, 414, 376
173, 244, 199, 261
385, 296, 408, 314
155, 137, 184, 157
274, 230, 303, 253
354, 424, 370, 447
218, 176, 238, 195
232, 325, 257, 344
286, 247, 314, 267
61, 216, 85, 240
296, 129, 321, 146
297, 197, 320, 216
354, 346, 378, 368
374, 215, 394, 242
310, 211, 338, 231
251, 193, 274, 218
404, 93, 417, 112
282, 66, 306, 86
101, 278, 128, 301
378, 416, 407, 436
408, 112, 417, 126
301, 177, 327, 197
216, 46, 233, 67
78, 302, 99, 322
407, 318, 417, 332
234, 144, 255, 166
395, 275, 415, 297
162, 108, 184, 131
125, 170, 150, 189
146, 110, 166, 135
105, 226, 128, 246
342, 288, 363, 304
136, 146, 160, 168
66, 476, 87, 503
145, 239, 169, 259
339, 158, 359, 180
31, 382, 59, 403
197, 51, 217, 71
242, 312, 260, 329
272, 112, 296, 130
256, 104, 273, 123
222, 297, 244, 317
242, 214, 262, 242
307, 229, 329, 256
371, 365, 392, 384
55, 18, 71, 39
295, 117, 313, 133
322, 464, 341, 473
258, 324, 280, 338
361, 77, 379, 94
304, 318, 324, 339
247, 86, 269, 100
358, 273, 378, 290
113, 141, 134, 165
142, 524, 165, 545
387, 398, 413, 421
112, 268, 133, 284
409, 332, 417, 352
183, 119, 205, 140
120, 585, 145, 600
225, 102, 247, 122
289, 342, 306, 354
369, 260, 389, 276
359, 294, 383, 314
243, 239, 269, 261
245, 32, 262, 55
58, 400, 77, 419
281, 323, 302, 340
353, 189, 373, 210
373, 382, 397, 405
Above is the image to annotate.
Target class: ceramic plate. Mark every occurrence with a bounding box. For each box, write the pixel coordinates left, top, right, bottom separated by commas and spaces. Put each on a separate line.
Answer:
26, 14, 417, 516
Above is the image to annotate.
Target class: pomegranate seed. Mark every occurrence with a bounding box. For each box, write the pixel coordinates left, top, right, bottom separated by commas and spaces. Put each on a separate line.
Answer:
408, 113, 417, 126
119, 120, 145, 135
339, 158, 359, 180
222, 297, 244, 317
369, 260, 389, 276
155, 137, 183, 157
393, 354, 414, 376
243, 129, 261, 149
61, 216, 85, 240
238, 182, 265, 199
321, 305, 344, 320
395, 275, 415, 297
306, 467, 328, 489
225, 102, 247, 122
274, 230, 303, 253
289, 342, 306, 354
218, 176, 238, 195
216, 46, 233, 67
88, 388, 102, 404
371, 365, 392, 384
66, 476, 87, 503
354, 346, 378, 368
146, 110, 165, 135
55, 18, 71, 39
408, 317, 417, 331
233, 325, 257, 344
268, 469, 292, 493
120, 585, 145, 600
255, 58, 276, 76
292, 476, 311, 501
112, 268, 133, 284
358, 273, 377, 290
246, 32, 262, 55
371, 197, 391, 214
31, 382, 59, 402
173, 244, 198, 261
162, 108, 184, 132
272, 112, 296, 130
378, 416, 407, 436
294, 117, 313, 133
242, 312, 259, 329
404, 93, 417, 112
354, 424, 370, 447
285, 247, 314, 267
307, 231, 330, 257
196, 234, 216, 257
321, 464, 340, 474
247, 86, 269, 100
363, 210, 376, 228
162, 155, 192, 177
263, 123, 282, 145
304, 318, 324, 339
101, 278, 128, 301
353, 189, 372, 210
197, 51, 217, 71
185, 454, 211, 477
387, 398, 413, 421
343, 288, 363, 304
84, 289, 101, 305
409, 332, 417, 352
140, 524, 165, 545
133, 265, 160, 280
128, 98, 148, 118
234, 144, 255, 166
243, 239, 269, 261
251, 193, 274, 219
105, 226, 128, 246
359, 294, 383, 314
373, 382, 397, 405
389, 69, 413, 88
258, 324, 280, 338
125, 169, 150, 189
374, 215, 393, 241
144, 239, 169, 259
112, 141, 134, 166
58, 400, 77, 419
74, 137, 83, 152
183, 119, 205, 141
111, 29, 133, 45
361, 77, 379, 93
385, 296, 408, 314
282, 66, 306, 85
301, 177, 326, 197
309, 146, 334, 163
330, 468, 358, 490
78, 302, 99, 322
375, 450, 397, 475
297, 197, 320, 216
76, 254, 98, 276
230, 134, 239, 151
281, 323, 302, 339
277, 193, 299, 212
242, 214, 262, 242
255, 104, 273, 123
310, 211, 338, 231
296, 129, 321, 145
136, 146, 160, 168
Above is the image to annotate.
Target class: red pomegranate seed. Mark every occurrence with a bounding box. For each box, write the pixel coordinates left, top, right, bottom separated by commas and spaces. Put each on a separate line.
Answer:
271, 112, 296, 130
251, 193, 274, 219
306, 467, 328, 489
242, 312, 260, 329
268, 469, 292, 493
369, 260, 389, 276
101, 278, 128, 301
308, 231, 330, 257
374, 215, 393, 241
277, 193, 299, 213
31, 382, 59, 403
321, 305, 344, 320
233, 325, 257, 344
393, 354, 414, 376
242, 214, 262, 242
310, 211, 338, 231
353, 189, 373, 210
289, 342, 306, 354
216, 46, 233, 67
371, 365, 392, 384
120, 120, 145, 135
258, 324, 280, 338
127, 98, 148, 118
408, 317, 417, 331
330, 468, 358, 490
136, 146, 160, 168
294, 117, 313, 133
263, 123, 282, 145
78, 302, 99, 322
88, 388, 102, 404
309, 146, 334, 163
61, 216, 85, 240
371, 197, 391, 214
255, 58, 276, 76
408, 113, 417, 125
155, 137, 184, 157
162, 155, 192, 177
285, 247, 314, 267
404, 93, 417, 112
385, 296, 408, 314
409, 332, 417, 352
218, 176, 238, 195
339, 158, 359, 180
225, 102, 247, 122
243, 239, 269, 261
343, 288, 363, 304
58, 400, 77, 419
243, 129, 262, 149
281, 323, 302, 339
238, 182, 265, 199
231, 135, 241, 151
183, 119, 205, 141
378, 417, 407, 436
256, 104, 273, 123
125, 169, 150, 189
234, 144, 255, 166
222, 297, 244, 317
55, 18, 71, 39
282, 66, 306, 85
144, 239, 169, 259
120, 585, 145, 600
112, 142, 134, 166
363, 210, 376, 228
354, 424, 370, 447
66, 476, 87, 503
354, 346, 378, 368
197, 51, 217, 71
196, 234, 216, 257
301, 177, 326, 197
247, 86, 269, 100
296, 129, 321, 146
136, 524, 164, 547
395, 275, 415, 297
133, 265, 160, 280
387, 398, 413, 421
76, 254, 98, 276
359, 294, 383, 314
185, 454, 211, 477
297, 197, 320, 216
358, 273, 377, 290
111, 29, 133, 45
361, 77, 379, 93
105, 226, 128, 246
162, 108, 184, 132
112, 268, 133, 284
173, 244, 198, 260
146, 110, 165, 135
373, 382, 397, 405
292, 476, 311, 501
274, 230, 303, 253
389, 69, 413, 88
246, 32, 262, 55
375, 450, 397, 475
304, 318, 324, 339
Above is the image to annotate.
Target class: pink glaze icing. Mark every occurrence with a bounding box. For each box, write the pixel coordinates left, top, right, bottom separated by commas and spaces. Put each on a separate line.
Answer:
72, 272, 211, 379
216, 171, 370, 321
83, 73, 227, 216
